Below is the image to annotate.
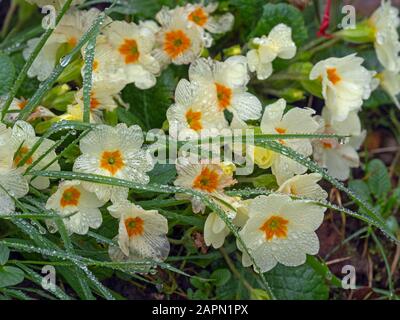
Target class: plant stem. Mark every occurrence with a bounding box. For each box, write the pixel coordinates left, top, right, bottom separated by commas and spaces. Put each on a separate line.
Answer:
1, 2, 17, 39
308, 36, 340, 56
219, 247, 254, 295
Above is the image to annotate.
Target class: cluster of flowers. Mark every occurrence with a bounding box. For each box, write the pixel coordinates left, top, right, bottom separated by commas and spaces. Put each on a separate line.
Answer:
1, 0, 399, 273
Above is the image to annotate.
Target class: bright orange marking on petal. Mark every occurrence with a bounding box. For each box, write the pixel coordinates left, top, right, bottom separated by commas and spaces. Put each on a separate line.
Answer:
215, 83, 232, 110
163, 30, 191, 59
275, 127, 286, 134
67, 37, 77, 47
92, 60, 99, 72
60, 187, 81, 208
259, 215, 289, 241
100, 150, 125, 175
322, 141, 333, 149
275, 127, 287, 144
188, 7, 208, 27
17, 99, 28, 110
14, 146, 33, 166
90, 94, 100, 110
185, 109, 203, 131
327, 67, 341, 85
118, 38, 140, 64
193, 167, 220, 192
125, 217, 144, 237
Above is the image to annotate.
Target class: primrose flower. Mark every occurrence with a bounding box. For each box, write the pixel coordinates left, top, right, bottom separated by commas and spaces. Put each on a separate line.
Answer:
0, 125, 29, 215
184, 2, 234, 34
174, 157, 237, 213
239, 194, 325, 272
378, 69, 400, 108
75, 81, 124, 113
369, 0, 400, 72
108, 201, 170, 261
153, 7, 207, 67
247, 24, 297, 80
278, 173, 328, 200
313, 108, 365, 181
259, 99, 319, 184
73, 124, 154, 202
189, 57, 262, 121
46, 180, 105, 235
104, 20, 161, 89
1, 97, 55, 123
81, 42, 126, 85
310, 54, 375, 121
10, 121, 60, 190
24, 8, 106, 81
166, 79, 228, 140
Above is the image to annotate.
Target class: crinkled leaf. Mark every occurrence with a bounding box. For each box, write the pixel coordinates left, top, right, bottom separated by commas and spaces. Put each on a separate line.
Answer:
348, 179, 373, 204
250, 3, 308, 46
367, 159, 391, 199
210, 269, 232, 287
264, 262, 329, 300
149, 163, 177, 185
121, 66, 175, 131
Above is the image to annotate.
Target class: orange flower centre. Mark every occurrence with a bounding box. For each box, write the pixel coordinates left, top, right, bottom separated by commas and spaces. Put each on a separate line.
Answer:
193, 167, 220, 192
14, 146, 33, 166
215, 83, 232, 110
188, 7, 208, 26
322, 141, 333, 149
259, 215, 289, 241
92, 60, 99, 72
164, 30, 191, 59
185, 109, 203, 131
125, 217, 144, 237
118, 39, 140, 64
100, 150, 125, 175
60, 187, 81, 208
67, 37, 77, 47
327, 68, 341, 85
90, 93, 100, 110
17, 99, 28, 110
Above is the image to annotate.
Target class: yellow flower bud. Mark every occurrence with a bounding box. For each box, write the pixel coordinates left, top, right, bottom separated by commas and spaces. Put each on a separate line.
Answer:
221, 162, 236, 176
253, 146, 275, 169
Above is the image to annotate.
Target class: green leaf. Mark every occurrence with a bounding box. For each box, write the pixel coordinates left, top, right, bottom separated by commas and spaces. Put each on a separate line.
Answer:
0, 245, 10, 265
0, 53, 15, 96
148, 164, 177, 185
110, 0, 164, 18
367, 159, 391, 199
210, 269, 232, 287
229, 0, 264, 32
348, 180, 372, 204
0, 266, 25, 288
250, 3, 308, 46
364, 89, 393, 109
252, 174, 278, 189
121, 69, 175, 130
264, 262, 329, 300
